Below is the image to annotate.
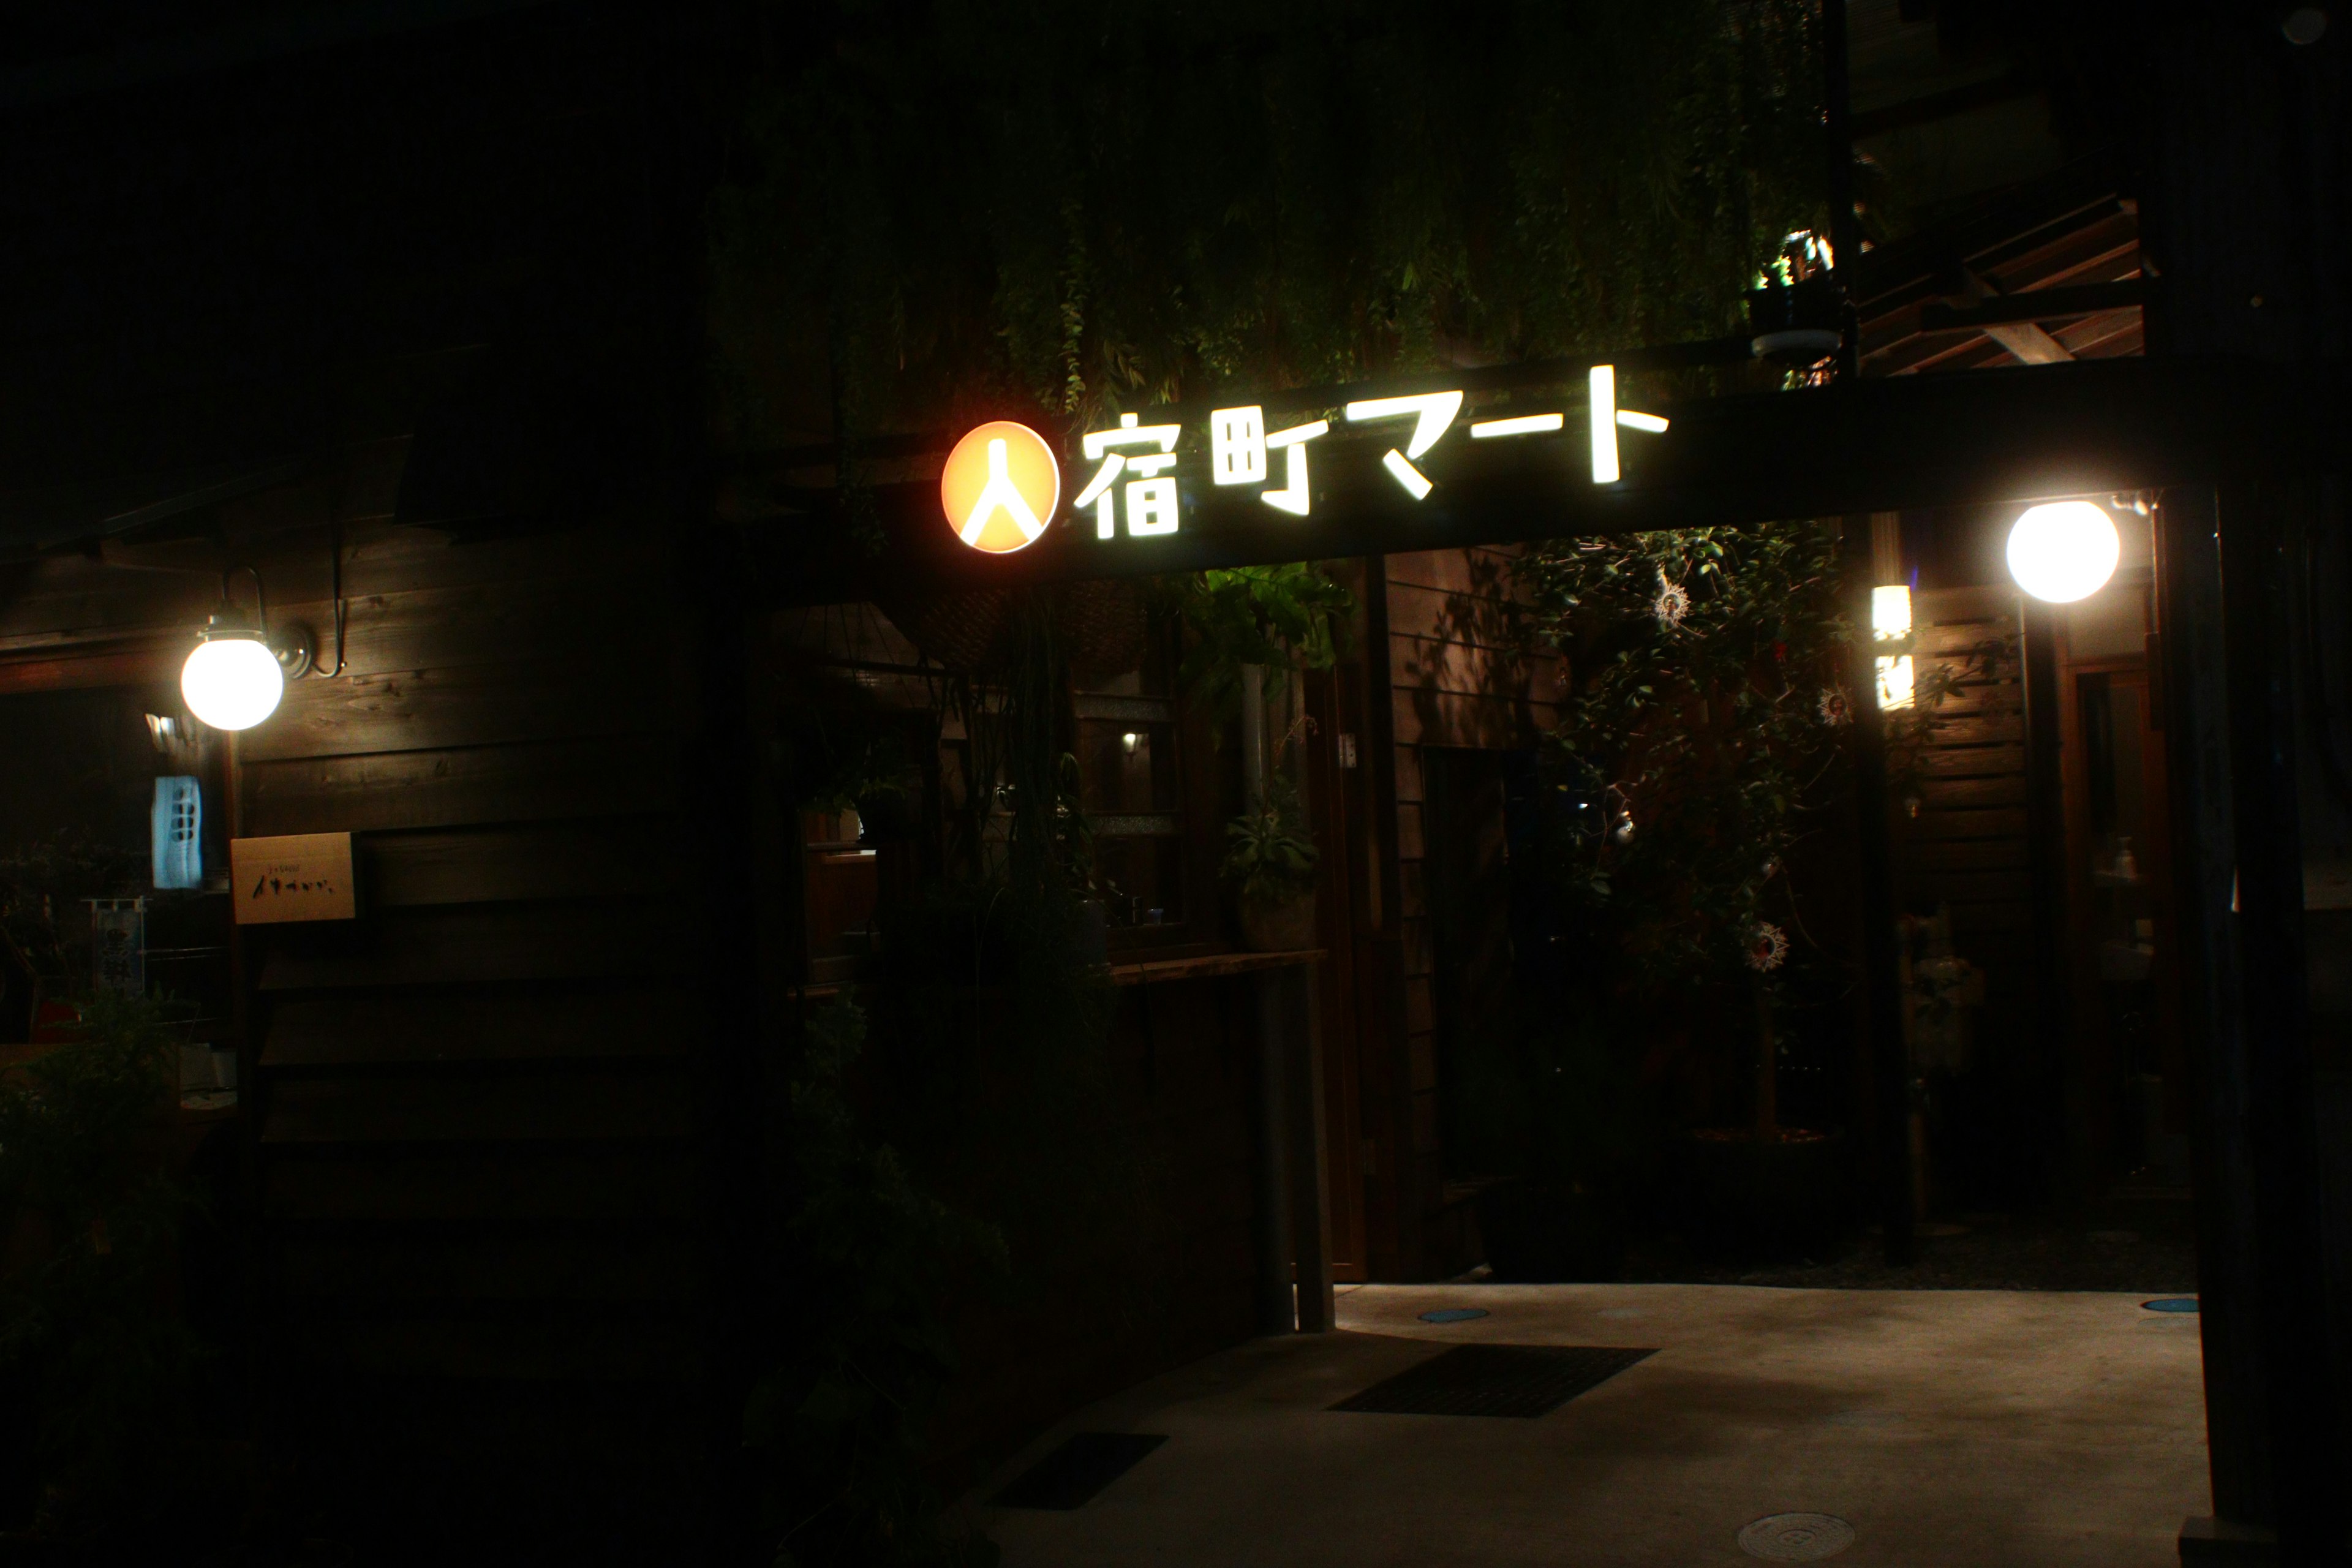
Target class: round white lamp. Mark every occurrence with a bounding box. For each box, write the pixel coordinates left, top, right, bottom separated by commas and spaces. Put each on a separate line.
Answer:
2006, 500, 2120, 603
181, 617, 288, 731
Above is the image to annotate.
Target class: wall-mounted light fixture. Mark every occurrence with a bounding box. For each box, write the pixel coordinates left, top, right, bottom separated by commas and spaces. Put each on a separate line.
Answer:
2007, 499, 2120, 603
1872, 582, 1914, 711
181, 567, 314, 731
1875, 652, 1915, 711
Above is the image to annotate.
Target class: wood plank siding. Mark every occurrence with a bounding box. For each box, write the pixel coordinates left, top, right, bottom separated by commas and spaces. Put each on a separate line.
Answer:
232, 519, 709, 1464
0, 504, 722, 1543
1375, 548, 1559, 1277
1891, 585, 2032, 941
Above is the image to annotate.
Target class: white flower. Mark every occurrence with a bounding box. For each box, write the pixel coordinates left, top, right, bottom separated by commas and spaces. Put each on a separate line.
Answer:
1817, 687, 1851, 726
1652, 570, 1691, 630
1746, 922, 1789, 973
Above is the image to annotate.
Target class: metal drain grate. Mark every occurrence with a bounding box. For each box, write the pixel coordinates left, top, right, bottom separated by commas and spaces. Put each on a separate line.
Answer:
992, 1432, 1167, 1510
1738, 1513, 1855, 1560
1330, 1344, 1654, 1418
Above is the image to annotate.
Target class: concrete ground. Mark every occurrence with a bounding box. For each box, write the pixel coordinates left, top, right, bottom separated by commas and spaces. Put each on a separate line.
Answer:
971, 1283, 2209, 1567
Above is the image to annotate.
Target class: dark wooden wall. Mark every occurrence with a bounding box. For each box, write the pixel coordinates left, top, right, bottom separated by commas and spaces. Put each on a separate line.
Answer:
0, 496, 723, 1548
1368, 546, 1559, 1279
1890, 582, 2038, 1203
236, 514, 714, 1539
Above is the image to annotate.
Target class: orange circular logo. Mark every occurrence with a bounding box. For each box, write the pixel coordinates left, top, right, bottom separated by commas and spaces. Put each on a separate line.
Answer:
940, 421, 1060, 553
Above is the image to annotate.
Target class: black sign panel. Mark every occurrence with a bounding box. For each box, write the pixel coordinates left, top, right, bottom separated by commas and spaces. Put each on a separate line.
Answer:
774, 356, 2329, 600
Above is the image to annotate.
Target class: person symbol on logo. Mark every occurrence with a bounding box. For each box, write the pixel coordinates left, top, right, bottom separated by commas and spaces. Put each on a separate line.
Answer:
939, 420, 1061, 555
961, 437, 1043, 548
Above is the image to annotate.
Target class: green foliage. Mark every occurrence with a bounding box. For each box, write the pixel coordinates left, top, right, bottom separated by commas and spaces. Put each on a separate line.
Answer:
873, 879, 1144, 1294
1170, 564, 1354, 720
0, 833, 144, 983
712, 0, 1823, 443
795, 720, 915, 821
747, 996, 1008, 1568
1515, 521, 1850, 990
1222, 780, 1320, 907
0, 990, 206, 1542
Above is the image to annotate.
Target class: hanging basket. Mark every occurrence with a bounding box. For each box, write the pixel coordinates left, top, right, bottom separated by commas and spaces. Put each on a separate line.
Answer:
1056, 579, 1150, 682
872, 582, 1014, 673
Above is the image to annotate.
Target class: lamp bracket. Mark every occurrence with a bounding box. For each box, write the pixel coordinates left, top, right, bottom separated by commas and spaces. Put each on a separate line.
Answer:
272, 620, 315, 680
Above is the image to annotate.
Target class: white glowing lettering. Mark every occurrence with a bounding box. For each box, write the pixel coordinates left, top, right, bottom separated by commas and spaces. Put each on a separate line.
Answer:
1587, 366, 1667, 484
1261, 419, 1327, 516
1210, 406, 1268, 486
1079, 411, 1184, 538
1346, 390, 1462, 499
1468, 413, 1565, 439
1589, 365, 1620, 483
1381, 449, 1433, 500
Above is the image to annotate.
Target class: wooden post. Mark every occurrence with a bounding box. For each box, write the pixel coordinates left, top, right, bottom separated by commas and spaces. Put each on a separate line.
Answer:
2155, 488, 2274, 1532
2020, 597, 2070, 1204
1251, 968, 1296, 1334
2215, 481, 2342, 1562
1241, 665, 1295, 1332
1844, 514, 1916, 1267
1284, 962, 1336, 1332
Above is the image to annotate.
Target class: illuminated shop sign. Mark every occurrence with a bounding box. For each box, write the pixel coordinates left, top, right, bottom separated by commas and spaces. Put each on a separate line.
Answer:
940, 366, 1667, 552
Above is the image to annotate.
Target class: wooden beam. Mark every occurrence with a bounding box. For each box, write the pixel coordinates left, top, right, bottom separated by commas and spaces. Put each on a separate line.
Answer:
1849, 67, 2042, 140
1918, 279, 2147, 331
1985, 322, 2075, 365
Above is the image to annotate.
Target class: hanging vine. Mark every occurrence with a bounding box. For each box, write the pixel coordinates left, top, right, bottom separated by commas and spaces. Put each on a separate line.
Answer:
710, 0, 1825, 447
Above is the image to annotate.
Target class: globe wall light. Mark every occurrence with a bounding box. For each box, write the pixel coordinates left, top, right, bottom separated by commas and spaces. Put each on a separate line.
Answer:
181, 568, 315, 732
2007, 500, 2121, 603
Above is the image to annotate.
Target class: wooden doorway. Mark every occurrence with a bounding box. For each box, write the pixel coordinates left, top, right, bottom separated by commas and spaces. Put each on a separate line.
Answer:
2059, 584, 2188, 1191
1422, 748, 1518, 1186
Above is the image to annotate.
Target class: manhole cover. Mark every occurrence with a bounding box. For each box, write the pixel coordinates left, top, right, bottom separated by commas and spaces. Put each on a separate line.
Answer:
2143, 1297, 2199, 1313
1738, 1513, 1855, 1561
1826, 1410, 1904, 1429
1418, 1308, 1490, 1324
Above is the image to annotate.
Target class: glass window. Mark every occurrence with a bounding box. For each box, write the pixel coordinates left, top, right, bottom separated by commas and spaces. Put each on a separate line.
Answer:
1076, 720, 1177, 815
1072, 616, 1186, 933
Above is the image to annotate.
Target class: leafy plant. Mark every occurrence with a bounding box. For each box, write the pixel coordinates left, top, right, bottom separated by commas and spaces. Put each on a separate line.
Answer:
1516, 521, 1850, 1137
712, 1, 1822, 450
746, 996, 1007, 1568
0, 833, 145, 984
796, 722, 914, 821
0, 990, 208, 1544
1223, 780, 1319, 908
1170, 565, 1354, 721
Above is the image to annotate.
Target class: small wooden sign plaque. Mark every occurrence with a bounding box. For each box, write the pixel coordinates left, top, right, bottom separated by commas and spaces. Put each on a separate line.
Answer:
229, 832, 358, 924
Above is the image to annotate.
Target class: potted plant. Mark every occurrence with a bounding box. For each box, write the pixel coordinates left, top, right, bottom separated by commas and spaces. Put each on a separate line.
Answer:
1223, 782, 1318, 952
1517, 519, 1853, 1261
